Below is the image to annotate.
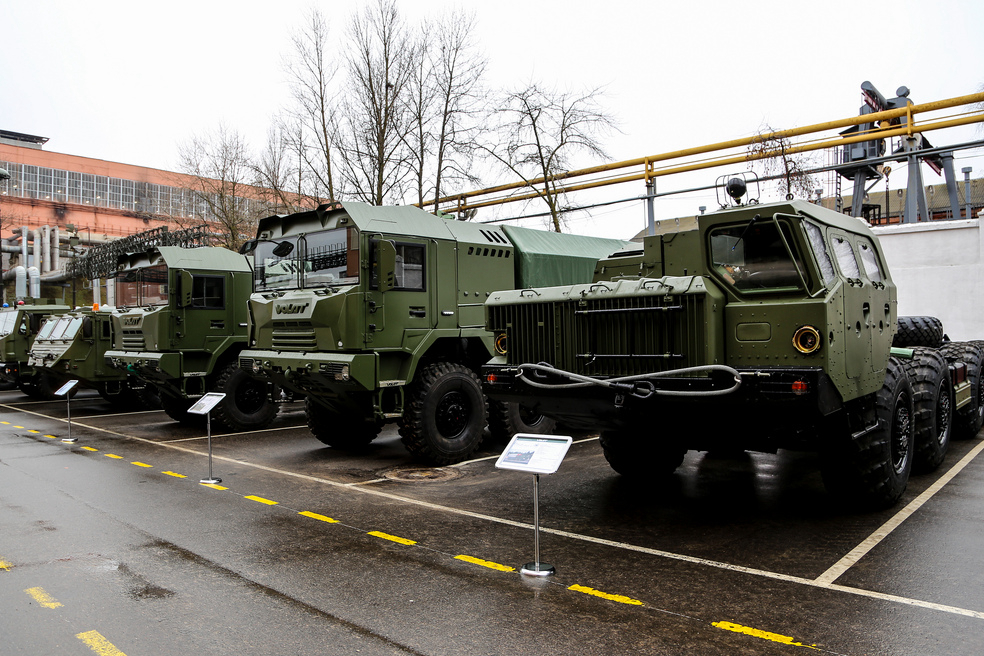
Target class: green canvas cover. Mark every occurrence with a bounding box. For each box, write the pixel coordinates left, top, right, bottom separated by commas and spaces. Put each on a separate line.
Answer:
502, 225, 631, 288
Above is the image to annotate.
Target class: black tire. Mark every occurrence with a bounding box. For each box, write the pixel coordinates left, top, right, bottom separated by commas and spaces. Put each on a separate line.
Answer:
98, 381, 129, 407
899, 347, 952, 473
599, 430, 687, 477
306, 397, 382, 449
159, 391, 198, 424
893, 316, 944, 348
821, 357, 914, 509
19, 371, 57, 400
399, 362, 487, 465
209, 362, 278, 432
123, 380, 161, 410
939, 341, 984, 440
488, 400, 558, 442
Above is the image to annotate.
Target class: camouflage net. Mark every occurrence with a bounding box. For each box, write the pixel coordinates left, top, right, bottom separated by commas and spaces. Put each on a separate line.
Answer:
67, 224, 214, 280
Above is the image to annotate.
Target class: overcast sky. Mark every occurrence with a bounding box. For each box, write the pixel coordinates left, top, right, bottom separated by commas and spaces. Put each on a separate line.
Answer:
4, 0, 983, 238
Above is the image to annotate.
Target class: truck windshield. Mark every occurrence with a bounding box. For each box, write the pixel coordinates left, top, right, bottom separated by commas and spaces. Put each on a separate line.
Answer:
35, 316, 60, 340
0, 311, 18, 337
253, 227, 359, 292
44, 315, 84, 340
710, 220, 804, 292
115, 265, 169, 307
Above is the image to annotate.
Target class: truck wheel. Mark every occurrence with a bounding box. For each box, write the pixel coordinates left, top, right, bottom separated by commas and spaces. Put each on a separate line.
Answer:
306, 397, 382, 449
893, 316, 944, 348
599, 431, 686, 477
209, 362, 278, 432
821, 357, 913, 508
399, 362, 487, 465
488, 400, 557, 442
939, 342, 984, 439
19, 371, 57, 400
159, 391, 198, 424
98, 381, 127, 407
900, 347, 953, 473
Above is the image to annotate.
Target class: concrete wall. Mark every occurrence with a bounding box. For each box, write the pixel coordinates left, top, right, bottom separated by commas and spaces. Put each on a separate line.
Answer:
872, 218, 983, 341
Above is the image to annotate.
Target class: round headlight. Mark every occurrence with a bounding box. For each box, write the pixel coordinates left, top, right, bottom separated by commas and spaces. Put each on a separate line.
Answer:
494, 332, 508, 355
792, 326, 822, 354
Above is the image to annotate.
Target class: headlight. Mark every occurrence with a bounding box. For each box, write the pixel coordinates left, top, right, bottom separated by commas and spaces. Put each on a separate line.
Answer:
792, 326, 821, 354
494, 332, 508, 355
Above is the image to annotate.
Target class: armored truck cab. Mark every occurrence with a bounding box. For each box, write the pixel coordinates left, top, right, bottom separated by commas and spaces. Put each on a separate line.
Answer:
239, 202, 628, 465
29, 308, 157, 408
483, 194, 983, 507
104, 246, 277, 431
0, 300, 70, 399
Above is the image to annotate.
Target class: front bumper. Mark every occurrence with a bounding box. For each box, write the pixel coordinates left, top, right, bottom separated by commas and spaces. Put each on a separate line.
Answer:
239, 349, 379, 396
104, 351, 184, 383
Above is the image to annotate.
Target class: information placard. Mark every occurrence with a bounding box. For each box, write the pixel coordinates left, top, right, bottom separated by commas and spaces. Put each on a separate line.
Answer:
495, 433, 573, 475
187, 392, 227, 415
55, 379, 79, 397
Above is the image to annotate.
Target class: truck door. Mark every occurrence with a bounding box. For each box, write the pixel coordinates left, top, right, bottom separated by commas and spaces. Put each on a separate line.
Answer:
829, 233, 868, 381
366, 237, 434, 349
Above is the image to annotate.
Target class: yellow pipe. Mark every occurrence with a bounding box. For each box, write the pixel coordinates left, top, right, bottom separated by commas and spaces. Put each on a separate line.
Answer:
423, 91, 984, 210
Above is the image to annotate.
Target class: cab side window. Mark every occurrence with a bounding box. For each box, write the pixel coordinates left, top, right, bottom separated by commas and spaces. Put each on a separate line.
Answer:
831, 235, 861, 278
191, 275, 225, 309
857, 238, 883, 282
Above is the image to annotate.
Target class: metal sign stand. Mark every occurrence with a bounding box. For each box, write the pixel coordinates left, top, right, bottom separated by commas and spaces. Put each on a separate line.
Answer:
187, 392, 227, 485
494, 433, 573, 577
55, 380, 80, 443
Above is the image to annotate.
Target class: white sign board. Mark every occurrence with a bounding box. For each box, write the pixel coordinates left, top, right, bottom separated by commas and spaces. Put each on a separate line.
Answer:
187, 392, 227, 416
495, 434, 573, 475
55, 379, 79, 397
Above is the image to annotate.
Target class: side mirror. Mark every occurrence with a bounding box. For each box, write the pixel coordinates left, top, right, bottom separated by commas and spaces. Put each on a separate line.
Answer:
376, 240, 397, 293
239, 239, 257, 255
272, 241, 294, 258
178, 270, 194, 307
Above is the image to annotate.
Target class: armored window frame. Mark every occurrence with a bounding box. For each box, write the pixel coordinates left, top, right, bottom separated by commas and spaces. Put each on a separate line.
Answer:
369, 239, 427, 292
856, 237, 884, 283
829, 232, 862, 278
707, 218, 806, 294
190, 274, 225, 310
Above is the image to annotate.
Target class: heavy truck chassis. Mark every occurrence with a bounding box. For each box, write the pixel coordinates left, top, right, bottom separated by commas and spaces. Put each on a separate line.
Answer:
482, 182, 984, 508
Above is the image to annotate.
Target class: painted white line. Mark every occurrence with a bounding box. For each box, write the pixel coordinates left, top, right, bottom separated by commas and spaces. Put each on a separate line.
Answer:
6, 403, 984, 621
815, 438, 984, 586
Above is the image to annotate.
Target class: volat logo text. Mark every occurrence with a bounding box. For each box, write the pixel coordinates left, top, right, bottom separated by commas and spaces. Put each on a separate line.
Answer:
275, 303, 311, 315
122, 316, 141, 326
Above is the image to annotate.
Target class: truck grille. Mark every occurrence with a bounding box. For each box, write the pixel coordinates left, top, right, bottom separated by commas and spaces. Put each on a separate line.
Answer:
489, 294, 707, 378
121, 331, 145, 351
272, 321, 317, 350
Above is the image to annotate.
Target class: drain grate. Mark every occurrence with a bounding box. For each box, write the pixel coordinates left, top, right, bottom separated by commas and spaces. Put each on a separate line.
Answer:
382, 467, 461, 483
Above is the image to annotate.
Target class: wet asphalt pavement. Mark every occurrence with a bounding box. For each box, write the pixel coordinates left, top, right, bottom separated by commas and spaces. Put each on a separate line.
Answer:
2, 388, 983, 655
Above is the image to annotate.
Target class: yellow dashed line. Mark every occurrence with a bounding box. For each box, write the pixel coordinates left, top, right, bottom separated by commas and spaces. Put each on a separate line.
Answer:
245, 495, 278, 506
0, 558, 12, 571
161, 471, 186, 478
28, 429, 40, 434
368, 531, 416, 545
568, 584, 644, 606
455, 554, 515, 572
104, 454, 123, 460
299, 511, 338, 523
25, 586, 63, 609
0, 421, 9, 424
12, 425, 24, 429
44, 435, 58, 439
76, 630, 128, 656
131, 462, 153, 468
200, 483, 228, 490
712, 621, 818, 649
81, 446, 98, 452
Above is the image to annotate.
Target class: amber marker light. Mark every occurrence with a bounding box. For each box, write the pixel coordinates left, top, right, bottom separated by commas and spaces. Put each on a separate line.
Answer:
792, 326, 821, 354
494, 332, 508, 355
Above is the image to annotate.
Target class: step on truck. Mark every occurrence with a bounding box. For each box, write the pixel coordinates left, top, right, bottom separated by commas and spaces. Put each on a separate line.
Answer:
0, 299, 70, 399
238, 201, 630, 465
28, 306, 159, 409
482, 176, 984, 508
103, 246, 278, 431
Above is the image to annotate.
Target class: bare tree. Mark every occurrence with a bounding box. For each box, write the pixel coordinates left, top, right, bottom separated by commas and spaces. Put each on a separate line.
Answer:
483, 83, 616, 232
254, 122, 311, 215
747, 126, 818, 201
335, 0, 415, 205
284, 9, 341, 203
403, 10, 487, 209
176, 125, 263, 250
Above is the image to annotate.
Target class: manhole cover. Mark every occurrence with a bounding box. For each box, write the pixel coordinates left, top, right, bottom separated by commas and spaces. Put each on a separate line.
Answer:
382, 467, 461, 483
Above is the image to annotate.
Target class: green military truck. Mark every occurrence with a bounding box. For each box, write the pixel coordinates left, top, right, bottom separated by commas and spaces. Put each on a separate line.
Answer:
238, 202, 629, 465
28, 307, 158, 408
103, 246, 278, 431
482, 178, 984, 508
0, 299, 70, 399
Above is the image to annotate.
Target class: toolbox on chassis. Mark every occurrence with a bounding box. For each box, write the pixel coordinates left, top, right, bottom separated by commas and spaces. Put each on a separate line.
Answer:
482, 188, 984, 508
103, 246, 277, 431
0, 300, 70, 399
238, 201, 629, 465
28, 307, 158, 409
